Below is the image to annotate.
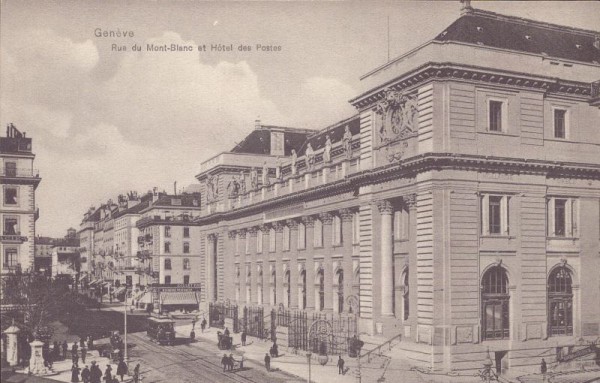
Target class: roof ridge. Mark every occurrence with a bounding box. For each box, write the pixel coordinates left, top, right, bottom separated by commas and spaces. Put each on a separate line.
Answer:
466, 7, 599, 36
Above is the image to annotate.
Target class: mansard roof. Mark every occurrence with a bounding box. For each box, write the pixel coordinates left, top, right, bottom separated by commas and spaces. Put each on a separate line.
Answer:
231, 125, 314, 156
297, 115, 360, 156
435, 8, 600, 64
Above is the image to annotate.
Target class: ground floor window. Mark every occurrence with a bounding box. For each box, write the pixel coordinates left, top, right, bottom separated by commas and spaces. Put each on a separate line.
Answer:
548, 266, 573, 336
481, 266, 510, 341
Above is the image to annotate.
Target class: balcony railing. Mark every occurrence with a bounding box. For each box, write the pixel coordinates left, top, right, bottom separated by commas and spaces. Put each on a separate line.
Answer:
1, 233, 27, 243
1, 168, 40, 178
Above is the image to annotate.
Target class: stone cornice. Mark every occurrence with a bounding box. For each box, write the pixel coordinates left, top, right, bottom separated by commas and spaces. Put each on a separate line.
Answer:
193, 153, 600, 226
351, 62, 593, 109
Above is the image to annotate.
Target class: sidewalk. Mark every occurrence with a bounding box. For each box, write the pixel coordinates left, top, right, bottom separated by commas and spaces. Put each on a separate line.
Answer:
176, 323, 363, 383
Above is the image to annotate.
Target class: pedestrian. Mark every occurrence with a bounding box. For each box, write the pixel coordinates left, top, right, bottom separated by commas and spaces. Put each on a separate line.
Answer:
241, 331, 246, 346
240, 355, 244, 369
132, 364, 140, 383
90, 361, 102, 383
104, 365, 112, 383
264, 353, 271, 372
81, 365, 91, 383
117, 359, 128, 381
337, 355, 345, 375
71, 363, 81, 382
221, 354, 228, 372
192, 317, 197, 329
72, 342, 79, 357
540, 358, 547, 374
87, 335, 94, 350
53, 341, 60, 361
224, 327, 230, 337
72, 352, 79, 367
201, 318, 207, 333
80, 337, 86, 349
190, 329, 195, 342
81, 345, 87, 364
62, 340, 69, 359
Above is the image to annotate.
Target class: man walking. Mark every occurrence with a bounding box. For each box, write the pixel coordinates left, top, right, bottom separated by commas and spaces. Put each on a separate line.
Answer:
81, 345, 87, 364
264, 353, 271, 372
81, 365, 91, 383
62, 341, 68, 359
90, 361, 102, 383
337, 355, 345, 375
201, 318, 207, 333
222, 354, 228, 372
241, 330, 247, 346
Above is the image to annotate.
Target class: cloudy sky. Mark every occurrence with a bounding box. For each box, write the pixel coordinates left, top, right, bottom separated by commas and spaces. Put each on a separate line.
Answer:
1, 1, 598, 237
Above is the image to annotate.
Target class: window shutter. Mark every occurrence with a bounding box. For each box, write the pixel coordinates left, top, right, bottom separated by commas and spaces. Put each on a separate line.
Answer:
572, 199, 579, 237
500, 196, 508, 235
482, 195, 490, 236
548, 198, 555, 236
565, 198, 573, 237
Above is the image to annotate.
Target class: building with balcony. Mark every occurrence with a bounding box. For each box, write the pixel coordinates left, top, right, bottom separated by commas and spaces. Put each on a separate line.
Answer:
1, 123, 41, 275
192, 5, 600, 374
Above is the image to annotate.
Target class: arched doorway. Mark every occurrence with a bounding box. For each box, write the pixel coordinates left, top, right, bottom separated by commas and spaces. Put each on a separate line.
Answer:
548, 266, 573, 336
481, 266, 510, 341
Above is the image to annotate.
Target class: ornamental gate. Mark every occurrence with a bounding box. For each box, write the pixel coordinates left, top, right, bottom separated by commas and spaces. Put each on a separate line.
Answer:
274, 309, 356, 356
243, 306, 267, 339
209, 302, 239, 331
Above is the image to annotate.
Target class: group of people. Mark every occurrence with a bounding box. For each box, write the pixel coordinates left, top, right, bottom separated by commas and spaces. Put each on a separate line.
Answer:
221, 353, 242, 371
41, 336, 96, 371
71, 360, 138, 383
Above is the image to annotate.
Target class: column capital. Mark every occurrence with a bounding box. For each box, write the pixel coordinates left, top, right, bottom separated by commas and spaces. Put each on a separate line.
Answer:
228, 230, 237, 239
403, 194, 417, 208
273, 221, 285, 233
286, 219, 299, 229
259, 223, 271, 232
339, 208, 355, 222
238, 228, 247, 235
248, 227, 258, 237
376, 200, 393, 215
302, 216, 315, 228
207, 233, 218, 241
319, 212, 334, 224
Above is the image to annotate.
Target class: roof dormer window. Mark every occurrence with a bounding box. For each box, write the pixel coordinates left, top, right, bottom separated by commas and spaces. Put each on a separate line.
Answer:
525, 35, 532, 40
476, 26, 483, 32
575, 44, 582, 49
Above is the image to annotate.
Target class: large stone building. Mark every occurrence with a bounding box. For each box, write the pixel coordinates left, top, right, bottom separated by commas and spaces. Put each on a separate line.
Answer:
192, 5, 600, 373
1, 124, 41, 275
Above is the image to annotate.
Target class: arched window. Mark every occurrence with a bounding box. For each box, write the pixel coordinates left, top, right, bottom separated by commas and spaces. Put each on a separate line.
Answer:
481, 266, 510, 340
318, 268, 325, 311
337, 270, 344, 313
548, 267, 573, 336
285, 270, 291, 308
403, 269, 409, 321
300, 270, 307, 309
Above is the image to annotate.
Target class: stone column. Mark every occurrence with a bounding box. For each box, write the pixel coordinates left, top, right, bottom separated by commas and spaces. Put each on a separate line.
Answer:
302, 216, 316, 310
320, 212, 334, 312
378, 200, 394, 317
287, 219, 299, 309
3, 324, 20, 367
340, 208, 355, 313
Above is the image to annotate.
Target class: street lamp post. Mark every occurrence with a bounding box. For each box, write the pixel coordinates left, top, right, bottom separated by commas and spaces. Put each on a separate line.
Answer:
124, 288, 129, 362
306, 352, 312, 383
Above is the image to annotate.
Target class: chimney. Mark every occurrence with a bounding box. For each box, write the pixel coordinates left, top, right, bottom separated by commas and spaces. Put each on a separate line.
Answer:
460, 0, 473, 14
255, 119, 261, 130
174, 181, 177, 195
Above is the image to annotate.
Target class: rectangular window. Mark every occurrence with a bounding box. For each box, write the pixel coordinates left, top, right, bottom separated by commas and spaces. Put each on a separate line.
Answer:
183, 227, 190, 238
164, 242, 171, 253
183, 258, 190, 270
481, 194, 510, 236
283, 226, 290, 251
5, 162, 16, 177
548, 197, 578, 237
298, 223, 306, 250
269, 228, 276, 252
3, 216, 19, 235
183, 242, 190, 254
554, 109, 566, 139
245, 232, 250, 254
257, 230, 263, 253
4, 247, 18, 267
4, 186, 18, 205
489, 100, 503, 132
164, 275, 171, 284
183, 275, 190, 285
313, 219, 323, 248
164, 258, 171, 270
352, 212, 360, 244
165, 226, 171, 238
332, 216, 342, 246
393, 206, 409, 241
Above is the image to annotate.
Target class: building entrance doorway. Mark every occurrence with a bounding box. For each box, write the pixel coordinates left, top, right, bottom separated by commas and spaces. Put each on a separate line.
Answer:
494, 351, 508, 374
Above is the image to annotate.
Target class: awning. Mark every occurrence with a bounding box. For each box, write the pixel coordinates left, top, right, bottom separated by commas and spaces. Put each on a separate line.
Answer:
79, 274, 90, 282
160, 291, 198, 306
138, 292, 152, 304
89, 279, 101, 287
112, 287, 126, 296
